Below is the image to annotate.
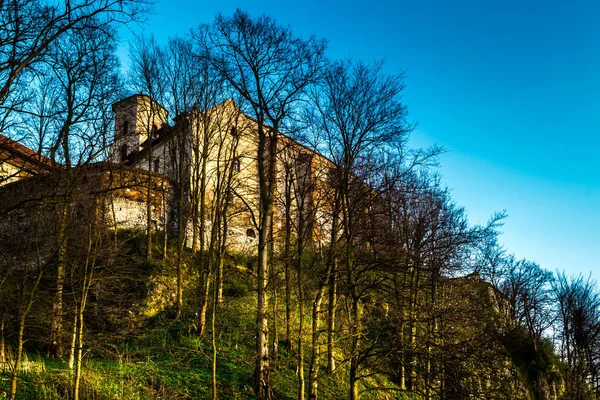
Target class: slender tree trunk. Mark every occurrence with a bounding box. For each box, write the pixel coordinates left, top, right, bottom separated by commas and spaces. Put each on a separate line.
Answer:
191, 151, 200, 253
254, 126, 277, 400
255, 222, 271, 399
198, 271, 212, 337
211, 254, 221, 400
68, 309, 77, 369
284, 168, 292, 350
216, 208, 226, 304
197, 129, 209, 334
343, 192, 360, 400
162, 182, 169, 261
201, 186, 222, 336
175, 131, 188, 318
216, 260, 224, 304
297, 250, 305, 400
9, 314, 25, 400
176, 199, 184, 318
146, 146, 153, 261
74, 205, 97, 400
349, 289, 361, 400
326, 272, 337, 375
396, 271, 407, 390
326, 194, 339, 375
399, 207, 410, 390
272, 287, 278, 360
110, 193, 118, 247
73, 302, 84, 400
308, 272, 328, 400
50, 204, 68, 358
10, 267, 43, 400
0, 314, 6, 367
425, 268, 439, 400
270, 222, 279, 361
406, 260, 420, 392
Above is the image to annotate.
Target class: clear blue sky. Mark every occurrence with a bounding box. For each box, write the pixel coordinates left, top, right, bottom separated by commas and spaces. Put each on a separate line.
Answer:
119, 0, 600, 280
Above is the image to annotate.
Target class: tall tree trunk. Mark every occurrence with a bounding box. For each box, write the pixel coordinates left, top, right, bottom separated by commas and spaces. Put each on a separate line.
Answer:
50, 204, 68, 358
406, 260, 420, 392
146, 144, 153, 260
110, 193, 118, 247
396, 270, 408, 390
162, 181, 169, 261
297, 250, 305, 400
349, 288, 361, 400
255, 222, 271, 399
254, 126, 277, 400
270, 222, 278, 361
73, 301, 84, 400
191, 150, 201, 253
176, 189, 185, 318
211, 228, 222, 400
10, 267, 43, 400
284, 168, 292, 350
0, 314, 5, 366
326, 271, 337, 375
68, 309, 77, 369
197, 128, 209, 334
308, 269, 329, 400
198, 270, 212, 337
326, 193, 339, 375
211, 254, 221, 400
9, 313, 25, 400
74, 204, 97, 400
216, 200, 226, 304
175, 129, 188, 319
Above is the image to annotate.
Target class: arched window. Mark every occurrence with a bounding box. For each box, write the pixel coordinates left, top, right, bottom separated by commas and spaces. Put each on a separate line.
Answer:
232, 157, 241, 172
246, 228, 256, 238
120, 144, 128, 162
123, 120, 129, 136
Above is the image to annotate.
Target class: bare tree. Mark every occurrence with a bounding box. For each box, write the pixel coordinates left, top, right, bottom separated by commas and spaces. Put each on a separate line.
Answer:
502, 259, 555, 358
310, 59, 418, 400
0, 0, 147, 130
554, 273, 600, 399
197, 10, 326, 399
27, 21, 121, 358
128, 36, 169, 262
0, 199, 53, 399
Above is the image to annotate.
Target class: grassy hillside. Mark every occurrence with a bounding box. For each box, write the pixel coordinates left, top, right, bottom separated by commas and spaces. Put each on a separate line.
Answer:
0, 229, 413, 400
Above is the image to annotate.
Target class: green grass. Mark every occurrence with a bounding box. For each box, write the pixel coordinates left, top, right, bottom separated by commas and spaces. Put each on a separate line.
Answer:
1, 290, 407, 399
2, 230, 412, 399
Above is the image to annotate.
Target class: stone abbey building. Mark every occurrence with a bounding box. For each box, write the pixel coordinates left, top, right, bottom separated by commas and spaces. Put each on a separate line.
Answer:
0, 94, 336, 254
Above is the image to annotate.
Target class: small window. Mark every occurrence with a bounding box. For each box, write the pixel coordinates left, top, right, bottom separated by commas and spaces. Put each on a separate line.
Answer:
153, 158, 160, 173
120, 144, 128, 162
232, 157, 241, 172
230, 126, 238, 137
246, 228, 256, 238
123, 120, 129, 136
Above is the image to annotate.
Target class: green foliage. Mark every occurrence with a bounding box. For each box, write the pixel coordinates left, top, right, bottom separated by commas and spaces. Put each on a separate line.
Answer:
502, 326, 564, 399
1, 228, 571, 400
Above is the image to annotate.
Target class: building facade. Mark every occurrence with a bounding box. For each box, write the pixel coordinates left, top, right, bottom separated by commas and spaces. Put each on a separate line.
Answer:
110, 94, 336, 252
0, 94, 337, 254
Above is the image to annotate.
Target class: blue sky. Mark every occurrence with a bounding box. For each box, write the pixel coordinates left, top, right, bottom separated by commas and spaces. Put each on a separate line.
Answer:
120, 0, 600, 279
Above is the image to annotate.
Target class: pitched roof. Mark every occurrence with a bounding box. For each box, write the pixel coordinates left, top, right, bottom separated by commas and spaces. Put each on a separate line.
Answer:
0, 134, 53, 171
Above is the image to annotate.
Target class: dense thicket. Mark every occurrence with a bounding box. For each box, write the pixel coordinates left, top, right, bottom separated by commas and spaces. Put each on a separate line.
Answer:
0, 5, 599, 400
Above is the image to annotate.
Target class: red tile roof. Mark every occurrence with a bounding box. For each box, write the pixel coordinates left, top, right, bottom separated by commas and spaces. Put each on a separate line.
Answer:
0, 134, 53, 171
